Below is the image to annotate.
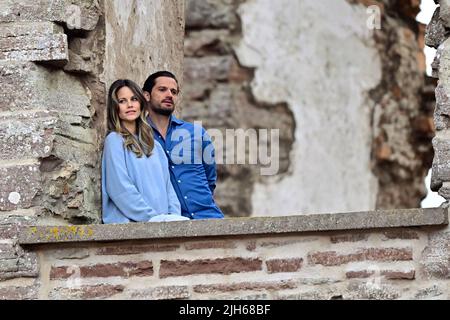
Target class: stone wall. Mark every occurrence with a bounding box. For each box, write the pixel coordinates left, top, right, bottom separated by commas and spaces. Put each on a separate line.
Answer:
0, 208, 448, 300
427, 0, 450, 202
0, 0, 184, 228
184, 0, 434, 217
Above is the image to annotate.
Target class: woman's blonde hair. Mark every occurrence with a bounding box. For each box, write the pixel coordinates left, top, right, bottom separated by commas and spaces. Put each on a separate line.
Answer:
107, 79, 154, 157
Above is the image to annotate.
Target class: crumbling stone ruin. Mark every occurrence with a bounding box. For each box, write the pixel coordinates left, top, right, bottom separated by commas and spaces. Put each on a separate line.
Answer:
184, 0, 435, 217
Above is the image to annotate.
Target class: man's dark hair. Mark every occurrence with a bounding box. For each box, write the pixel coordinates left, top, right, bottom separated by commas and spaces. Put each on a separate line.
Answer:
143, 71, 179, 93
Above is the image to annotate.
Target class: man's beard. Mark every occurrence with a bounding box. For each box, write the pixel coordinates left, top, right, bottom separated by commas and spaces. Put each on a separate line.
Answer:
150, 103, 174, 116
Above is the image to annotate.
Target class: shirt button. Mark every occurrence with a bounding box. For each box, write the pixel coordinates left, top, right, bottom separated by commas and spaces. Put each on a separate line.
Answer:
166, 150, 170, 153
184, 196, 188, 199
171, 166, 175, 169
178, 180, 181, 183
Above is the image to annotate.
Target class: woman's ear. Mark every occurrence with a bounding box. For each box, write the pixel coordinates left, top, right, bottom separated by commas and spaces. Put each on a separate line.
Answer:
143, 91, 151, 102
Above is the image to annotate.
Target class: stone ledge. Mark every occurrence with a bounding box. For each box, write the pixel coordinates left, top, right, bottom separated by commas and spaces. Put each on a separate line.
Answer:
18, 208, 449, 245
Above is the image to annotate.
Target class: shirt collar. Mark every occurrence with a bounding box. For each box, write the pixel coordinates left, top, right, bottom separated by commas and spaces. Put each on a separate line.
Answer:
147, 114, 183, 131
170, 115, 184, 126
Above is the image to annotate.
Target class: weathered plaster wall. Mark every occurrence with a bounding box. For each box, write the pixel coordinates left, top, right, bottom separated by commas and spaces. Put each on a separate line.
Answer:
104, 0, 185, 89
237, 0, 381, 216
184, 0, 433, 217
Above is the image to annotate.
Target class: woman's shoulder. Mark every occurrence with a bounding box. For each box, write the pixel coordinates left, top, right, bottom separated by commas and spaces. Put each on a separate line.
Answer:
104, 132, 124, 148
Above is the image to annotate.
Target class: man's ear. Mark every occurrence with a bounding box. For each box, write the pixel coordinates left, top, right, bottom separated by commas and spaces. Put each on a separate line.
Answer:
143, 91, 151, 102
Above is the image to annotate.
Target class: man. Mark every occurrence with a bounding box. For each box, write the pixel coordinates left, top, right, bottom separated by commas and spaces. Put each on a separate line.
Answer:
142, 71, 224, 219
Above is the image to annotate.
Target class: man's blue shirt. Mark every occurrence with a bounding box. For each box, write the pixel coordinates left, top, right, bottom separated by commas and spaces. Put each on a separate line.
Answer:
149, 115, 224, 219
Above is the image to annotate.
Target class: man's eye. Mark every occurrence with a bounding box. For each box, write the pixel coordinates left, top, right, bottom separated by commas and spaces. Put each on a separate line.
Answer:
132, 97, 138, 101
171, 90, 178, 95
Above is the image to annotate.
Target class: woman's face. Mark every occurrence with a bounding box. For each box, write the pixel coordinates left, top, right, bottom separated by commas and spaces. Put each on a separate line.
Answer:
117, 86, 141, 124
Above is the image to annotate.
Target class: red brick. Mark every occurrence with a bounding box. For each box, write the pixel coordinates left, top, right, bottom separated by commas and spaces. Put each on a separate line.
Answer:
97, 244, 179, 255
308, 251, 364, 266
266, 258, 303, 273
381, 270, 415, 280
382, 229, 419, 240
330, 233, 368, 244
50, 261, 153, 279
185, 240, 236, 250
50, 285, 124, 300
308, 248, 412, 266
363, 248, 413, 261
159, 258, 262, 278
193, 280, 297, 293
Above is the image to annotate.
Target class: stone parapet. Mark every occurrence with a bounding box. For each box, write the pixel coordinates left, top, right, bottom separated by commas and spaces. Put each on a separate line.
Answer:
19, 208, 448, 244
0, 208, 447, 300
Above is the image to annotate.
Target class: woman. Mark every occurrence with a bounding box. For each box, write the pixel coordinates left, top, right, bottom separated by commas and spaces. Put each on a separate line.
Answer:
102, 79, 188, 223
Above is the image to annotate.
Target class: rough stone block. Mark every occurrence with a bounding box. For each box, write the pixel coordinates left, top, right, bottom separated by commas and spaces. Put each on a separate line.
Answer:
96, 244, 179, 255
130, 286, 190, 300
0, 62, 90, 117
184, 240, 236, 250
308, 248, 413, 266
0, 33, 68, 63
49, 285, 124, 300
184, 29, 231, 57
0, 285, 39, 300
431, 134, 450, 190
186, 0, 238, 29
184, 56, 233, 83
420, 231, 450, 279
0, 0, 100, 31
425, 8, 448, 49
50, 261, 153, 279
0, 216, 36, 240
0, 164, 41, 211
193, 280, 297, 293
0, 114, 57, 161
434, 84, 450, 130
330, 233, 369, 243
440, 0, 450, 28
0, 22, 64, 38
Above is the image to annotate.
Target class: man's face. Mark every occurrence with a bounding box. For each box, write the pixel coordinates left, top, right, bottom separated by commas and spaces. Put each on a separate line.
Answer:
145, 77, 179, 116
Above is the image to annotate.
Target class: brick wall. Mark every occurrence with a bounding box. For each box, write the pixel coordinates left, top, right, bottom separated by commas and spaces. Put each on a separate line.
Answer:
1, 209, 448, 300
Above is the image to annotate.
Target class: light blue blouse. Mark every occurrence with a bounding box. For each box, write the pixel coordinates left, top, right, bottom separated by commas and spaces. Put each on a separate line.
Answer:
101, 132, 183, 224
